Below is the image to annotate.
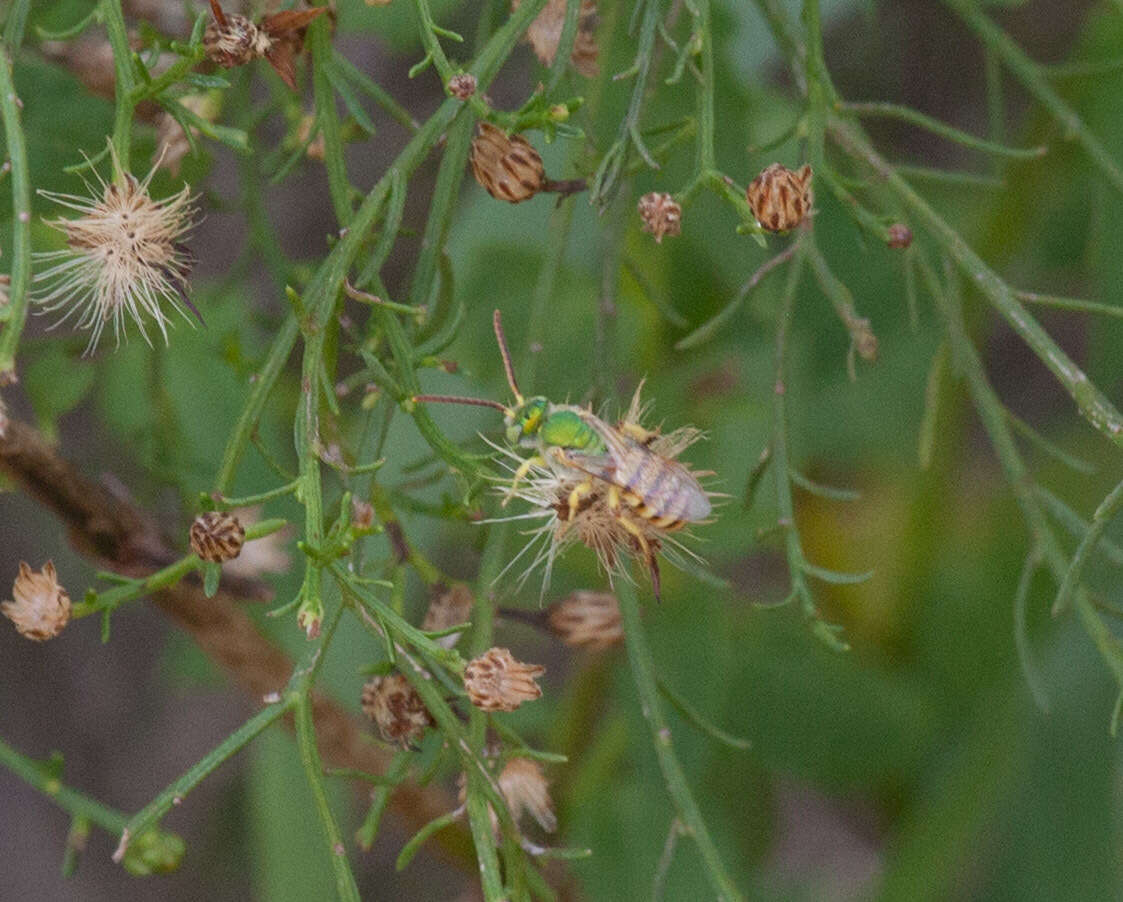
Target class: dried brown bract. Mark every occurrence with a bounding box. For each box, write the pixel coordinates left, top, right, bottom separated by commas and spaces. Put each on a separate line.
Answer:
637, 192, 682, 243
547, 590, 623, 650
747, 163, 813, 232
190, 511, 246, 563
422, 583, 473, 649
361, 673, 433, 747
498, 758, 557, 832
447, 73, 477, 100
204, 0, 326, 90
470, 123, 585, 203
463, 647, 544, 712
2, 561, 71, 641
513, 0, 599, 77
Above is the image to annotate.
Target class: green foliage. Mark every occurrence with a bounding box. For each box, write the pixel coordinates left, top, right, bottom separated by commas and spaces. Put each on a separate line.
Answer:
3, 0, 1123, 900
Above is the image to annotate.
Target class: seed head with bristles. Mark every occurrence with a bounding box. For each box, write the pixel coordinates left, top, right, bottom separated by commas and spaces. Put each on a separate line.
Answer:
32, 141, 198, 355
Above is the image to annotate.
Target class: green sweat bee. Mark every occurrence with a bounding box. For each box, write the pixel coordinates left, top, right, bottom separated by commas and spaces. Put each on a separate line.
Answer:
415, 310, 713, 595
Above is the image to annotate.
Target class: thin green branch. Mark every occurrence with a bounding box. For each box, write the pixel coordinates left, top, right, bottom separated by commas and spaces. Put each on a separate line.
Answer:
0, 48, 31, 382
99, 0, 136, 173
838, 101, 1046, 160
942, 0, 1123, 196
615, 578, 745, 901
1053, 477, 1123, 617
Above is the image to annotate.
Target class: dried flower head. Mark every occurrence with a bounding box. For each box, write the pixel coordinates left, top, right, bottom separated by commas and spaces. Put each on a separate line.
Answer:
513, 0, 599, 77
361, 673, 433, 747
470, 123, 547, 203
637, 192, 682, 243
463, 647, 545, 712
33, 143, 198, 355
0, 272, 9, 313
887, 223, 913, 249
447, 73, 477, 100
547, 590, 623, 650
189, 511, 245, 563
422, 583, 474, 649
747, 162, 813, 232
498, 758, 557, 832
204, 0, 326, 89
2, 561, 71, 641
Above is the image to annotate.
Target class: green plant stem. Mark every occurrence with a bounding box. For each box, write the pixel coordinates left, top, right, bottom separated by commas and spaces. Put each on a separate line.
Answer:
114, 698, 292, 857
838, 101, 1045, 159
0, 737, 128, 834
695, 0, 716, 173
356, 748, 413, 851
99, 0, 135, 173
0, 48, 31, 382
1053, 477, 1123, 617
545, 0, 581, 93
942, 0, 1123, 196
829, 116, 1123, 448
919, 258, 1123, 716
214, 0, 550, 495
310, 20, 352, 225
614, 578, 745, 901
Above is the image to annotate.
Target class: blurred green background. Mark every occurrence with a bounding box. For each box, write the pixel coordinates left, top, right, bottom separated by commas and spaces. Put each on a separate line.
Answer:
3, 0, 1123, 899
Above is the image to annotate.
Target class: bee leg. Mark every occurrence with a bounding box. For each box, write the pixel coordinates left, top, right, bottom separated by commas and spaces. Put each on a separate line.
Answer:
566, 478, 595, 521
616, 512, 661, 601
503, 454, 545, 507
618, 422, 658, 445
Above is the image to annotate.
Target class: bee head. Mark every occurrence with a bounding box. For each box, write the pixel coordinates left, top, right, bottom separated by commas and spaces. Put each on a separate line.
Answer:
506, 397, 548, 446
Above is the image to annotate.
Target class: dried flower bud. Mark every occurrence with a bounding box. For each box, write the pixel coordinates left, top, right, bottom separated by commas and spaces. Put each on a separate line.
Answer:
2, 561, 71, 641
886, 223, 913, 249
204, 13, 268, 69
547, 591, 623, 650
448, 73, 477, 100
852, 317, 879, 362
422, 583, 473, 649
0, 273, 9, 312
295, 113, 326, 161
514, 0, 599, 77
361, 673, 433, 747
470, 123, 546, 204
189, 511, 245, 563
351, 498, 375, 531
747, 163, 813, 233
637, 192, 682, 244
498, 758, 557, 832
464, 647, 544, 712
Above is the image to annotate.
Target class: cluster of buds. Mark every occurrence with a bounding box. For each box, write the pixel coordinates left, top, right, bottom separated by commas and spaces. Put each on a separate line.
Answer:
203, 0, 326, 90
2, 562, 71, 641
463, 647, 545, 712
514, 0, 599, 77
189, 511, 245, 563
361, 673, 434, 747
469, 123, 586, 204
447, 73, 477, 101
637, 192, 682, 243
747, 163, 813, 232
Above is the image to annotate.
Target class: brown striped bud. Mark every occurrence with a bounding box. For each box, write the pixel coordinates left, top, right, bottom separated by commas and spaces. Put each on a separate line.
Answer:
361, 673, 433, 747
547, 590, 623, 650
747, 163, 813, 233
463, 647, 544, 712
470, 123, 547, 203
447, 73, 477, 100
637, 192, 682, 244
189, 511, 245, 563
2, 561, 71, 641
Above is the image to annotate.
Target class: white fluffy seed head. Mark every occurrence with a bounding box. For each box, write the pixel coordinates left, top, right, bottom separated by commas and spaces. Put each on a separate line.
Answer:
32, 141, 198, 355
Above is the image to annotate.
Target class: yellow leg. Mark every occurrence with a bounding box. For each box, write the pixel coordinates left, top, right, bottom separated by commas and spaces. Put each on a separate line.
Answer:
618, 421, 657, 444
607, 484, 622, 512
617, 511, 650, 559
566, 478, 595, 521
503, 454, 544, 507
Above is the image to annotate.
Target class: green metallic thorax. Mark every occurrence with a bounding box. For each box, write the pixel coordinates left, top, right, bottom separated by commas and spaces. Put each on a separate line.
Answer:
506, 398, 606, 454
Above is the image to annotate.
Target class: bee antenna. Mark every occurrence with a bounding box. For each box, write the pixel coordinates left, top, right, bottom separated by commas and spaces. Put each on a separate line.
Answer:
413, 394, 511, 414
492, 309, 524, 405
208, 0, 228, 26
